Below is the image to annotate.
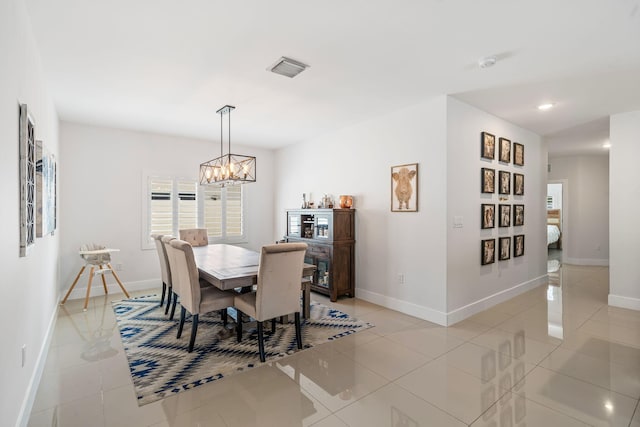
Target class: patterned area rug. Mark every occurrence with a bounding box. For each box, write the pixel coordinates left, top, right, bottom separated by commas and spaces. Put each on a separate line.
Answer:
112, 295, 373, 405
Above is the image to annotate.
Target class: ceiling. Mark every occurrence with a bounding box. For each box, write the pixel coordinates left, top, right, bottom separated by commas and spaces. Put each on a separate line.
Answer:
24, 0, 640, 154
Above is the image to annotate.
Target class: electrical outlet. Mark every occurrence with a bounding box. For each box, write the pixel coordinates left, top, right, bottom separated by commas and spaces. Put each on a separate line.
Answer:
398, 273, 405, 285
22, 345, 26, 368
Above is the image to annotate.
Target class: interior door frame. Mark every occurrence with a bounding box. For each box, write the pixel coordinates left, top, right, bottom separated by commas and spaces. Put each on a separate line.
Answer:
547, 179, 568, 253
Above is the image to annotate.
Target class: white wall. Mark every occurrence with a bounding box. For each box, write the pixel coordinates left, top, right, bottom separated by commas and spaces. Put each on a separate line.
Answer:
548, 155, 609, 265
446, 98, 547, 322
609, 111, 640, 310
274, 97, 449, 323
0, 0, 60, 425
59, 122, 275, 297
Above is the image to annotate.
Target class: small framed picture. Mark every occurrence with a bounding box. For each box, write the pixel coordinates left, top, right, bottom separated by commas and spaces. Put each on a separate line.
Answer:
481, 132, 495, 160
499, 204, 511, 227
514, 235, 525, 257
513, 204, 524, 226
481, 204, 496, 229
513, 173, 524, 195
513, 142, 524, 166
499, 237, 511, 261
391, 163, 418, 212
481, 168, 495, 193
499, 138, 511, 163
499, 171, 511, 194
481, 239, 496, 265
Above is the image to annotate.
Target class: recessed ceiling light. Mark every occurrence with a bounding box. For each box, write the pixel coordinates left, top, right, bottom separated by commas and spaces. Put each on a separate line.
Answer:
537, 103, 554, 111
267, 56, 309, 78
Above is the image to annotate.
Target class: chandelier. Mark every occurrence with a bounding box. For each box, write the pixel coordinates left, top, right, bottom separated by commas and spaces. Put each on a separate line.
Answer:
199, 105, 256, 187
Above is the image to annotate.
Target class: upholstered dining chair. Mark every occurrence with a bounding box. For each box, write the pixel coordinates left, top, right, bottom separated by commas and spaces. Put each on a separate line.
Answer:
160, 235, 178, 318
151, 234, 171, 309
234, 242, 308, 362
167, 239, 235, 352
179, 228, 208, 247
61, 244, 130, 311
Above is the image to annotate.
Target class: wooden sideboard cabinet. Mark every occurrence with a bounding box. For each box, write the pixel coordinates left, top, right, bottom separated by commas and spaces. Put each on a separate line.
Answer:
285, 208, 355, 302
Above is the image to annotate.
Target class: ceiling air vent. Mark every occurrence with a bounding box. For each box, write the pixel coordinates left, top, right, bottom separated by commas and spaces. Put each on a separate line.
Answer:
268, 57, 309, 78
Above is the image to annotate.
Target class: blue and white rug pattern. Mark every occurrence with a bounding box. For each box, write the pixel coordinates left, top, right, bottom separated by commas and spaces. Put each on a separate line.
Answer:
112, 295, 373, 405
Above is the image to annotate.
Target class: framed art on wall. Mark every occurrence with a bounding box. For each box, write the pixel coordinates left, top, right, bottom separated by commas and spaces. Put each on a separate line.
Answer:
36, 140, 57, 237
499, 204, 511, 227
499, 237, 511, 260
514, 235, 525, 257
481, 204, 495, 229
481, 239, 496, 265
499, 138, 511, 163
499, 170, 511, 194
481, 132, 495, 160
481, 168, 495, 193
514, 173, 524, 195
514, 204, 524, 226
19, 104, 36, 257
513, 142, 524, 166
391, 163, 418, 212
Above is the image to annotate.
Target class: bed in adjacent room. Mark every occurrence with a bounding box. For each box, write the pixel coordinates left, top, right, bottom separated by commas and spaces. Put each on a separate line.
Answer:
547, 209, 562, 248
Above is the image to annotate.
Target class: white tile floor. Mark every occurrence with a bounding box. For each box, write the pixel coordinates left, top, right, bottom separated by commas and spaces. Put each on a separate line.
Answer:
28, 265, 640, 426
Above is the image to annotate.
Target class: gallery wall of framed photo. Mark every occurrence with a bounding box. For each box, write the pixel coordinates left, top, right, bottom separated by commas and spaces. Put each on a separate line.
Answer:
480, 131, 525, 265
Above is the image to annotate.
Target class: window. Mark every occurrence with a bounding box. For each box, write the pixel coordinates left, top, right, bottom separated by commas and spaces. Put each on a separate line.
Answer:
143, 176, 245, 249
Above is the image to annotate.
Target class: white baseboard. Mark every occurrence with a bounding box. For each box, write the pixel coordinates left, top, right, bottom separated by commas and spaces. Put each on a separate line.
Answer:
446, 274, 548, 326
16, 304, 59, 427
356, 289, 448, 326
64, 278, 161, 301
608, 294, 640, 311
357, 275, 548, 327
564, 257, 609, 266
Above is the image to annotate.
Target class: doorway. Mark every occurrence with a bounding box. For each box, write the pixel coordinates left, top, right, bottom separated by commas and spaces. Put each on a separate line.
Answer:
546, 182, 564, 263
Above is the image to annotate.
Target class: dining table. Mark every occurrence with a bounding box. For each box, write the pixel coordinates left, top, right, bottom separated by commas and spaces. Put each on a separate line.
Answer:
192, 244, 316, 318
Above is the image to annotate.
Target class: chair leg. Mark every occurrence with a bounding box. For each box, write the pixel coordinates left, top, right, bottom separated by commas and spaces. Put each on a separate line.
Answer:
294, 312, 302, 349
107, 263, 131, 298
221, 308, 228, 326
160, 282, 167, 307
83, 267, 95, 311
271, 318, 276, 333
177, 307, 186, 339
99, 265, 108, 294
188, 314, 199, 353
170, 293, 178, 320
236, 309, 243, 342
165, 287, 173, 315
257, 321, 266, 362
61, 266, 86, 305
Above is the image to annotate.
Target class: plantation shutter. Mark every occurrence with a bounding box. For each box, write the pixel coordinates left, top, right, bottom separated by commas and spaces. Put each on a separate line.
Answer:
149, 178, 173, 236
177, 181, 198, 231
203, 186, 223, 238
226, 185, 243, 237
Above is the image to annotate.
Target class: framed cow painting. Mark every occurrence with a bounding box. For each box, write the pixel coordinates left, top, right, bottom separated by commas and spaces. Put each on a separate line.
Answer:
391, 163, 418, 212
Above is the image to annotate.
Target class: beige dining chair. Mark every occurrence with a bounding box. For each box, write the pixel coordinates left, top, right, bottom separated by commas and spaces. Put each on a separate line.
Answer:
160, 236, 178, 318
61, 243, 130, 311
167, 239, 235, 352
151, 234, 171, 309
179, 228, 208, 247
234, 242, 308, 362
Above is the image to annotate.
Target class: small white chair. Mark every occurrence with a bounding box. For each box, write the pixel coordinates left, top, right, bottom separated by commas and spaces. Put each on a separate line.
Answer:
234, 242, 308, 362
61, 244, 130, 311
179, 228, 208, 247
167, 239, 235, 352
